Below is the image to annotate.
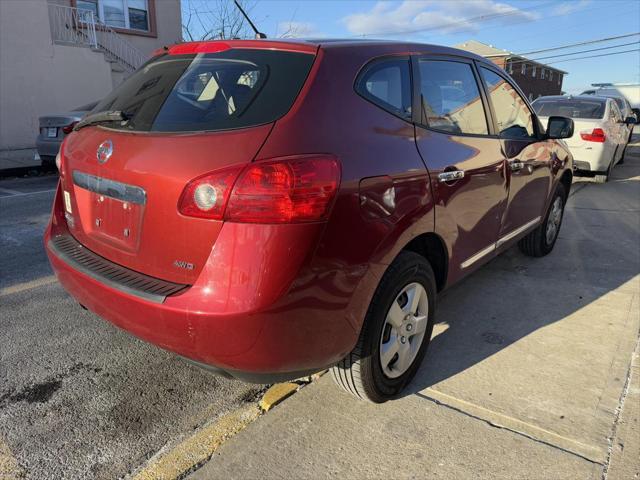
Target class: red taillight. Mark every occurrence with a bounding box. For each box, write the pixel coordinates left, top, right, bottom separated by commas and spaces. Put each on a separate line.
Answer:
580, 128, 606, 143
227, 156, 341, 223
178, 166, 244, 220
62, 122, 78, 134
178, 156, 341, 223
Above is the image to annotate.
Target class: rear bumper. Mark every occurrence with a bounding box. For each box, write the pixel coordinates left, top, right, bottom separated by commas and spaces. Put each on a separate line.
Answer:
570, 143, 611, 174
36, 136, 62, 158
45, 185, 360, 382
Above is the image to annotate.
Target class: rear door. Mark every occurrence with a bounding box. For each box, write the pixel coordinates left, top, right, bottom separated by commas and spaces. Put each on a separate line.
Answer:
413, 56, 507, 284
478, 65, 552, 240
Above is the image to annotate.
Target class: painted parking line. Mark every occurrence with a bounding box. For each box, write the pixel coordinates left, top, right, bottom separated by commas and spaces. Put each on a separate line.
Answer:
0, 188, 57, 198
0, 187, 24, 196
0, 276, 58, 297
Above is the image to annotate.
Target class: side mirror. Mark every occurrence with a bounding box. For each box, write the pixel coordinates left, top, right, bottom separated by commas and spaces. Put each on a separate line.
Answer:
624, 116, 637, 125
546, 116, 574, 139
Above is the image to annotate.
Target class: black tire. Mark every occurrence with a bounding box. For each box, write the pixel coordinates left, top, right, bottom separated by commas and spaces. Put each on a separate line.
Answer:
40, 155, 57, 172
518, 183, 566, 257
332, 251, 436, 403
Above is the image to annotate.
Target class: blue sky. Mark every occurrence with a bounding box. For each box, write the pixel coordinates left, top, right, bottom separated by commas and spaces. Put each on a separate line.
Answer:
187, 0, 640, 94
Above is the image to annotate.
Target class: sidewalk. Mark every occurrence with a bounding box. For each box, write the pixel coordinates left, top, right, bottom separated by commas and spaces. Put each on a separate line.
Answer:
190, 147, 640, 479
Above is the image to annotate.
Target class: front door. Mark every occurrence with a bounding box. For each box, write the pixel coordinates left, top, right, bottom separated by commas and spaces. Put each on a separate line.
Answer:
478, 66, 552, 241
413, 57, 508, 285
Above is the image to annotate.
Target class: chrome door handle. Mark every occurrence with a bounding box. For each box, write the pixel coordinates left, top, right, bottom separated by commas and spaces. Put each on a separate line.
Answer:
438, 170, 465, 182
509, 160, 524, 172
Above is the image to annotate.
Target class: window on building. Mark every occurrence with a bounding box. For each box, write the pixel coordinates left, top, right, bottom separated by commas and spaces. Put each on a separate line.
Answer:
418, 60, 489, 135
558, 73, 562, 85
541, 68, 546, 79
506, 60, 513, 74
77, 0, 150, 31
549, 71, 553, 82
521, 63, 527, 75
77, 0, 99, 18
532, 65, 537, 78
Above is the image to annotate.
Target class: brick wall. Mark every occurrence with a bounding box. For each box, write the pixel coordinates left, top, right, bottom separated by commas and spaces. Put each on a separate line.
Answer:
489, 57, 564, 100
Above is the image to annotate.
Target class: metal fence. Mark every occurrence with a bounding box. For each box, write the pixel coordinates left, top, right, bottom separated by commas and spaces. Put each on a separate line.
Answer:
47, 3, 145, 73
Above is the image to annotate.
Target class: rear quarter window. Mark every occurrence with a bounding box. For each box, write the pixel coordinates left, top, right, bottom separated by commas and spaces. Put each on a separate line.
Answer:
91, 49, 315, 132
355, 58, 412, 120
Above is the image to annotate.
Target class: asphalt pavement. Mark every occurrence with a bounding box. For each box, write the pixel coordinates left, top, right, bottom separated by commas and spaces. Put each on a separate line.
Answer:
0, 174, 266, 479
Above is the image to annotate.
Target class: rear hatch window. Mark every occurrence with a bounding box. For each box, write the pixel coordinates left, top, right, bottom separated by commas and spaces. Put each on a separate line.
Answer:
533, 99, 606, 119
91, 49, 315, 132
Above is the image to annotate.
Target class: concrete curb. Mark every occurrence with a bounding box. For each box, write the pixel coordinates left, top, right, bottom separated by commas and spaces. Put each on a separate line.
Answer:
0, 437, 23, 480
129, 403, 261, 480
129, 371, 329, 479
259, 383, 300, 412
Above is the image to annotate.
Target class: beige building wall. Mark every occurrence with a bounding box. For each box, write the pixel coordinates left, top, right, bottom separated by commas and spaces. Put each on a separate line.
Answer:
0, 0, 182, 152
0, 0, 114, 150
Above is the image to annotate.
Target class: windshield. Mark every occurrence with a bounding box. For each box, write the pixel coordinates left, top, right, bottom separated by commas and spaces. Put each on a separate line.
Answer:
90, 49, 315, 132
533, 99, 606, 119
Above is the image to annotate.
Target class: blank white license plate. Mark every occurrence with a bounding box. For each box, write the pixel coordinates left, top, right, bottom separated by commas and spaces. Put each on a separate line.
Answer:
47, 127, 57, 138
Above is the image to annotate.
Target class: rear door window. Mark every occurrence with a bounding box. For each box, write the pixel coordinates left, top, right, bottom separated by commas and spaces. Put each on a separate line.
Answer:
356, 58, 412, 120
480, 67, 536, 139
417, 60, 489, 135
91, 49, 315, 132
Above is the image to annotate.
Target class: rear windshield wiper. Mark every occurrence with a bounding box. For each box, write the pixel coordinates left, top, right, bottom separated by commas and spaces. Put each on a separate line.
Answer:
74, 110, 129, 131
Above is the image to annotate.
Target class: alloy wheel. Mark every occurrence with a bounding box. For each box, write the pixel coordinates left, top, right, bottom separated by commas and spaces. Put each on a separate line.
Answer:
545, 196, 563, 245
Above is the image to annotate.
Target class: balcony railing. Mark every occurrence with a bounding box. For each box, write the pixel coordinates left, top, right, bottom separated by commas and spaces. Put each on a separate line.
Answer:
47, 3, 145, 73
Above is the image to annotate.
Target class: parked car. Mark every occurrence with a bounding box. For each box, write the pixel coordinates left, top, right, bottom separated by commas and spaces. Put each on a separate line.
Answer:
36, 101, 98, 168
45, 40, 574, 402
533, 95, 635, 183
581, 90, 637, 145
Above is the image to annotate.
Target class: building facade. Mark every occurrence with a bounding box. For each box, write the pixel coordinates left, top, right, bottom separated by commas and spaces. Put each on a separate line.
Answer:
0, 0, 182, 155
455, 40, 567, 101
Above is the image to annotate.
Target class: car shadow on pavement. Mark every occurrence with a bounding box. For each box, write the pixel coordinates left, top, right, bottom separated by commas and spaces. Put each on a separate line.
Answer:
403, 151, 640, 398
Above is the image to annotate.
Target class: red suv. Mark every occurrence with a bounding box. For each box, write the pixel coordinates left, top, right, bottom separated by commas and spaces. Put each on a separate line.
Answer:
45, 39, 574, 402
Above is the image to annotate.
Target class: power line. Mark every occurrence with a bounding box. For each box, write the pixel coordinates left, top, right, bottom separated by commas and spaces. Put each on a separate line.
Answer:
502, 4, 640, 47
545, 48, 640, 65
507, 41, 640, 65
513, 32, 640, 56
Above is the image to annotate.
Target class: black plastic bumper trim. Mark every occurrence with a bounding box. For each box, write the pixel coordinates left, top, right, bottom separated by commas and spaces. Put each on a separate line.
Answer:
48, 234, 188, 303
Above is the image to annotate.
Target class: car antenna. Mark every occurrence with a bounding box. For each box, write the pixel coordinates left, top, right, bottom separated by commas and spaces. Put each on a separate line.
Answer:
233, 0, 266, 39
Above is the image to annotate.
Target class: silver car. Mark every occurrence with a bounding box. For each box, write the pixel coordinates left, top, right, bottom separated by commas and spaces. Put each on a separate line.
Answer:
36, 101, 97, 168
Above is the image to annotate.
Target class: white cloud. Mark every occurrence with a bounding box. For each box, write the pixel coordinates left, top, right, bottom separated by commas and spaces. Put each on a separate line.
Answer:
552, 0, 591, 16
277, 21, 324, 38
342, 0, 539, 37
